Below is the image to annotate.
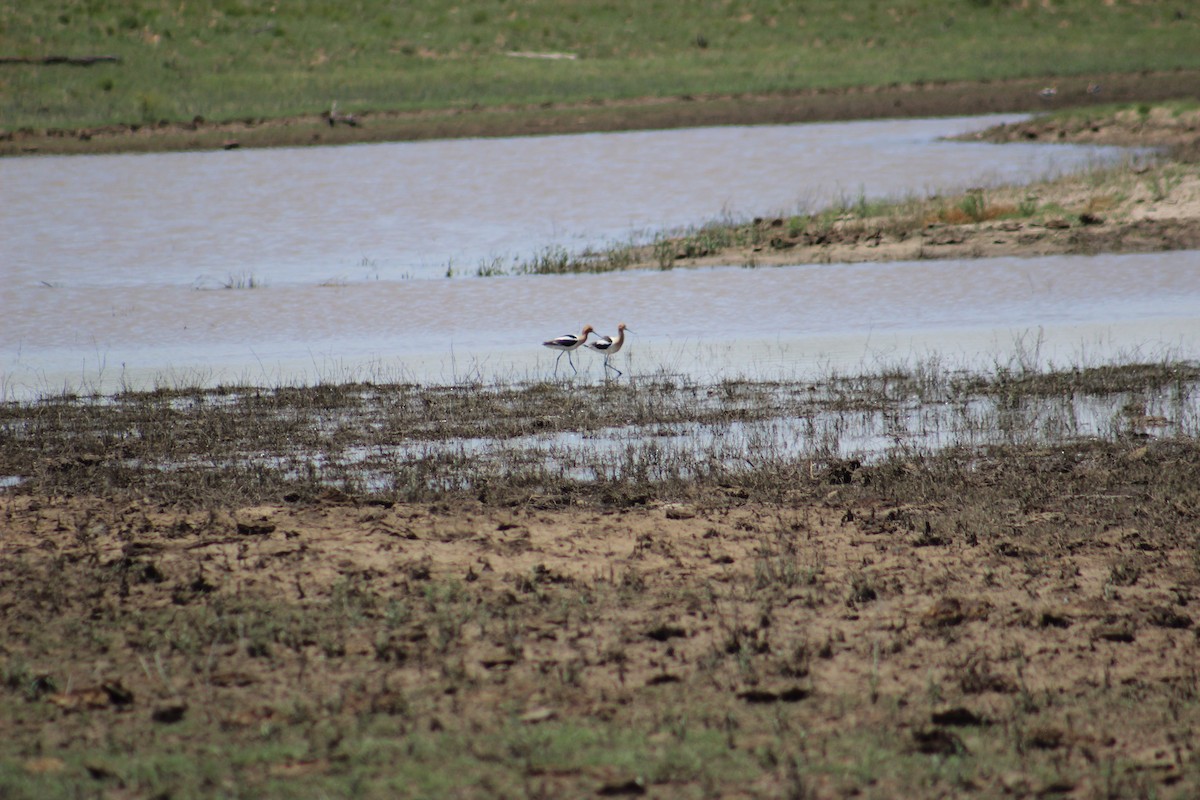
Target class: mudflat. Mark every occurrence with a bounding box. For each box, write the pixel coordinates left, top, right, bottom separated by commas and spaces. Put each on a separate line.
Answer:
4, 366, 1200, 796
4, 443, 1199, 797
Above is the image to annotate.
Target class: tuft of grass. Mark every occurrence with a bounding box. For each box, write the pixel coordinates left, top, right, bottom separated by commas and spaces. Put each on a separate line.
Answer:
507, 243, 638, 276
220, 272, 263, 290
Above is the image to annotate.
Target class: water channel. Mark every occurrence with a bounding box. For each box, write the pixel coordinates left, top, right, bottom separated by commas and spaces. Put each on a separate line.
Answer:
3, 114, 1198, 400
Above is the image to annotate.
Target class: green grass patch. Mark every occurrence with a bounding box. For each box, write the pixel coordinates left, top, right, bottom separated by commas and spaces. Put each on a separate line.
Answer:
3, 1, 1200, 131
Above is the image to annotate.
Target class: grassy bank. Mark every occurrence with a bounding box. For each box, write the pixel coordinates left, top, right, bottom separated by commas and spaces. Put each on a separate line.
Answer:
3, 1, 1200, 141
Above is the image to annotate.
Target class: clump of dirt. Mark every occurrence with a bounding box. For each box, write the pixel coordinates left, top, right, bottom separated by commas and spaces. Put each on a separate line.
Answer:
962, 105, 1200, 157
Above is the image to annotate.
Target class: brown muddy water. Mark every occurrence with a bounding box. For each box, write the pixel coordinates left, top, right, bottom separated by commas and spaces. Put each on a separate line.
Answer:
2, 115, 1195, 398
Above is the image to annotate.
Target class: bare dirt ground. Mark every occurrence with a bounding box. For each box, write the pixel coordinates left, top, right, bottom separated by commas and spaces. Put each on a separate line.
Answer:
4, 437, 1200, 797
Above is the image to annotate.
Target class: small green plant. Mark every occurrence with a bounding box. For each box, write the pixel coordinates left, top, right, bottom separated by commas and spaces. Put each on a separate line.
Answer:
958, 191, 987, 222
527, 245, 571, 274
475, 257, 509, 277
653, 236, 677, 270
1145, 169, 1182, 202
136, 90, 168, 124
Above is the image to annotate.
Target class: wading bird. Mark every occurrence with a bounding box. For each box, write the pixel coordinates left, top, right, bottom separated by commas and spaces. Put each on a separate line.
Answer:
586, 323, 630, 377
543, 324, 594, 374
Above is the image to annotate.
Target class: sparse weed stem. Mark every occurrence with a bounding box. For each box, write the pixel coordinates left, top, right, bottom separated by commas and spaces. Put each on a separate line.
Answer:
474, 256, 509, 277
653, 234, 677, 270
868, 640, 881, 704
220, 271, 264, 290
1145, 167, 1183, 202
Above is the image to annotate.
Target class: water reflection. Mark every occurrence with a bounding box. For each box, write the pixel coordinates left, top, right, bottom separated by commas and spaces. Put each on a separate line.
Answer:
140, 379, 1200, 494
393, 381, 1196, 486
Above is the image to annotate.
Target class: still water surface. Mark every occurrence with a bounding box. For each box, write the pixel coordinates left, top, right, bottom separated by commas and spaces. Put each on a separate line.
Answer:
2, 114, 1196, 398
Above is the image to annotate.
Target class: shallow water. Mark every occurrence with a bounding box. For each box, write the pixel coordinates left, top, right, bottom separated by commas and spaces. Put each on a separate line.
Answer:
342, 384, 1200, 490
2, 114, 1117, 288
3, 114, 1196, 399
78, 377, 1191, 498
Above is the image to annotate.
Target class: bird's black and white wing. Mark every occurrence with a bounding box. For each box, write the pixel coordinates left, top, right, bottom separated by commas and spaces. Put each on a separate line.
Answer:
588, 336, 614, 353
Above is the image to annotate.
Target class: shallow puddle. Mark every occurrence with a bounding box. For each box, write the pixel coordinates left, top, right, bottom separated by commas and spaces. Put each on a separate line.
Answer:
329, 382, 1199, 491
59, 375, 1192, 495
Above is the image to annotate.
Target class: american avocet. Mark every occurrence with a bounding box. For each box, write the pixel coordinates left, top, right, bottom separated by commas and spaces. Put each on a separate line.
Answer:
543, 325, 594, 374
586, 323, 630, 377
